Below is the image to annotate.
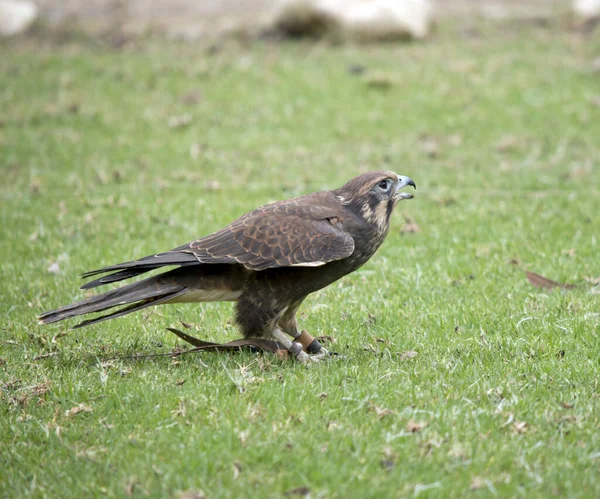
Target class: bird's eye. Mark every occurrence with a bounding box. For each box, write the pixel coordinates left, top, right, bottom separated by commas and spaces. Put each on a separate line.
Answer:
378, 179, 392, 192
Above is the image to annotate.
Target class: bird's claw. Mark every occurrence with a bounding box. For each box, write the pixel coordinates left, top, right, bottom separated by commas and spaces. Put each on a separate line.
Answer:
288, 342, 337, 364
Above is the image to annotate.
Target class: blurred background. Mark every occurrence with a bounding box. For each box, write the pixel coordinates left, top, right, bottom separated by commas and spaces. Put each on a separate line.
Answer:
2, 2, 600, 497
1, 0, 598, 40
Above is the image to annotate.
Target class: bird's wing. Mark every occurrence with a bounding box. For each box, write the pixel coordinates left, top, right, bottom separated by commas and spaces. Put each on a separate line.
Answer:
80, 199, 354, 288
188, 209, 355, 271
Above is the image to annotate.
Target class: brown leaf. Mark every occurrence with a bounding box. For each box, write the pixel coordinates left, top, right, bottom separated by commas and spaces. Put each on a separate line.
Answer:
526, 271, 575, 290
400, 216, 420, 234
47, 262, 61, 274
233, 461, 242, 479
168, 114, 192, 129
181, 90, 202, 105
65, 403, 93, 418
380, 459, 395, 471
365, 73, 395, 89
470, 476, 486, 491
285, 487, 310, 497
399, 350, 418, 361
496, 135, 519, 152
177, 491, 206, 499
33, 352, 59, 361
447, 134, 463, 147
369, 403, 394, 418
420, 138, 439, 158
407, 420, 427, 433
560, 401, 574, 409
513, 421, 528, 433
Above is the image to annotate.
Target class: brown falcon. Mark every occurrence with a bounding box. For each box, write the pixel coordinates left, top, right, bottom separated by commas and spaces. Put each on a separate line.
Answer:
38, 171, 416, 362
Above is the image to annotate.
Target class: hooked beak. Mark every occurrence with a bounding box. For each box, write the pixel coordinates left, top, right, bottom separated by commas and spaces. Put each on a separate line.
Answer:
395, 175, 416, 200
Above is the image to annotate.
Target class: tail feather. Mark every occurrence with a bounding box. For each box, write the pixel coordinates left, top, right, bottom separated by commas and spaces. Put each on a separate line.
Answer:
38, 272, 188, 328
71, 289, 187, 329
80, 262, 198, 290
81, 250, 197, 280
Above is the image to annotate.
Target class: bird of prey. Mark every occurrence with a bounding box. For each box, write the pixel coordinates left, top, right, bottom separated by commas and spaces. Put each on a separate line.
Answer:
39, 171, 416, 362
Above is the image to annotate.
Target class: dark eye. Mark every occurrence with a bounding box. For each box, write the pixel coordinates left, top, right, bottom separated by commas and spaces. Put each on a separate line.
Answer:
378, 179, 392, 192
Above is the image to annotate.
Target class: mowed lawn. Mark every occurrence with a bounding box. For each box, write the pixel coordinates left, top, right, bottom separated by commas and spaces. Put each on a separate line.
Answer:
1, 21, 599, 497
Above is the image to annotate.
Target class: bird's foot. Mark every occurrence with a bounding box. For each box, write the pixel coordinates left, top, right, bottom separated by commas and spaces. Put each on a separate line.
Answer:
289, 343, 338, 364
288, 342, 330, 364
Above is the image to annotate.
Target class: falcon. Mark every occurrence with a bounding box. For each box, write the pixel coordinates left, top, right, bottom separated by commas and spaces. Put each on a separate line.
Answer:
39, 171, 416, 362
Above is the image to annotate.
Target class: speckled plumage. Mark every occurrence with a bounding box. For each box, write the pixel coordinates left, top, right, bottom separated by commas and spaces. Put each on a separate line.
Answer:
39, 171, 415, 346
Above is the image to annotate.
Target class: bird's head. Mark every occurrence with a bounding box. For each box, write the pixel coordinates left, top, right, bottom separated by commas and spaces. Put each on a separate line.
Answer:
334, 170, 416, 231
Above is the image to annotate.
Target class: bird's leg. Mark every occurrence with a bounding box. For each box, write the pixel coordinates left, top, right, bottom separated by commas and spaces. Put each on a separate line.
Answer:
278, 305, 330, 361
270, 328, 311, 364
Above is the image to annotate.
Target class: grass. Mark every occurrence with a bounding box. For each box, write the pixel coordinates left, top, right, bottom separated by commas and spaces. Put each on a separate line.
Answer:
1, 20, 600, 497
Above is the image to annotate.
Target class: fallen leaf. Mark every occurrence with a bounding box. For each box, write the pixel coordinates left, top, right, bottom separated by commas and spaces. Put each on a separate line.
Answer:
190, 143, 202, 159
399, 350, 418, 361
168, 114, 192, 128
496, 135, 519, 152
204, 180, 221, 191
32, 381, 51, 397
400, 216, 420, 234
65, 403, 93, 418
419, 136, 439, 158
369, 402, 394, 418
238, 429, 250, 446
124, 478, 138, 496
327, 420, 341, 431
33, 352, 59, 361
470, 476, 486, 491
30, 178, 41, 194
172, 400, 186, 418
407, 420, 427, 433
47, 262, 61, 274
347, 64, 366, 75
177, 491, 206, 499
560, 401, 573, 409
284, 487, 310, 497
380, 459, 395, 471
365, 73, 395, 89
526, 271, 575, 290
233, 461, 242, 479
447, 134, 463, 147
513, 421, 528, 433
181, 90, 202, 105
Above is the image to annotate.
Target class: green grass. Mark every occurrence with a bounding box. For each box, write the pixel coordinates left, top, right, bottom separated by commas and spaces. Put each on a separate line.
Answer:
1, 21, 600, 497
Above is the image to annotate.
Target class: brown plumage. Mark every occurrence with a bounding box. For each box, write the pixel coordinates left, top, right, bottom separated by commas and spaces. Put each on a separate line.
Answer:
38, 171, 415, 361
